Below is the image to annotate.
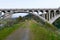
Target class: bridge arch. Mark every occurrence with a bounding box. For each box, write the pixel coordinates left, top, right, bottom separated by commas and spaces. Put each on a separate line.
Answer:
49, 14, 60, 24
53, 16, 60, 24
0, 8, 60, 24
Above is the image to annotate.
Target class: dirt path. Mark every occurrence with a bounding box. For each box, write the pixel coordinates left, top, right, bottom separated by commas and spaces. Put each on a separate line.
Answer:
4, 21, 30, 40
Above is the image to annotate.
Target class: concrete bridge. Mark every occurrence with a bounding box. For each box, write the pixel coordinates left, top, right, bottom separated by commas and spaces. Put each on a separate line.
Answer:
0, 7, 60, 24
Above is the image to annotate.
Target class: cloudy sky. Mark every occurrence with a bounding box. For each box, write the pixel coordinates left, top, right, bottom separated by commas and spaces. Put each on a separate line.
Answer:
0, 0, 60, 8
0, 0, 60, 17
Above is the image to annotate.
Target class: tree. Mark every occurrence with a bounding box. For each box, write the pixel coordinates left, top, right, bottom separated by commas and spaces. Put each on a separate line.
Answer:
16, 16, 23, 22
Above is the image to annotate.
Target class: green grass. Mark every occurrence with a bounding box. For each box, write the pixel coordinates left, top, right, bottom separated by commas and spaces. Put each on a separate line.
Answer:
29, 20, 59, 40
0, 22, 24, 40
0, 20, 60, 40
44, 22, 57, 31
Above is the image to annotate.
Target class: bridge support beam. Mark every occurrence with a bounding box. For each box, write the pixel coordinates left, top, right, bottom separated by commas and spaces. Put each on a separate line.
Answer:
54, 10, 56, 17
48, 10, 50, 21
42, 10, 45, 18
37, 10, 40, 15
51, 12, 54, 19
45, 13, 48, 20
0, 11, 2, 17
10, 11, 13, 18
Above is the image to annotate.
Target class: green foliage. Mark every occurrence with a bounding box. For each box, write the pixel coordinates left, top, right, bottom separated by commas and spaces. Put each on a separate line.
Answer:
0, 13, 60, 40
44, 22, 57, 31
0, 22, 23, 40
30, 20, 59, 40
16, 16, 24, 22
53, 17, 60, 28
0, 19, 60, 40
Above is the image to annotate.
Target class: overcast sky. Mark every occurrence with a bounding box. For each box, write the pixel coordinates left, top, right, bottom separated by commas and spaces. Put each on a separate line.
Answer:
0, 0, 60, 8
0, 0, 60, 17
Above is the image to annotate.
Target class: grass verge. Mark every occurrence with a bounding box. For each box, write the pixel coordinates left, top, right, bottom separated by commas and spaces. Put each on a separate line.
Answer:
29, 20, 59, 40
0, 22, 24, 40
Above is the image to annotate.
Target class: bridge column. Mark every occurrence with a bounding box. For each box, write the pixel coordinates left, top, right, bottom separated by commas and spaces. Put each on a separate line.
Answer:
54, 10, 56, 17
47, 13, 49, 20
44, 14, 46, 20
51, 12, 54, 19
0, 11, 2, 15
42, 10, 45, 18
48, 10, 50, 21
0, 11, 3, 20
59, 10, 60, 14
0, 11, 2, 17
10, 11, 13, 18
45, 12, 48, 20
37, 10, 40, 15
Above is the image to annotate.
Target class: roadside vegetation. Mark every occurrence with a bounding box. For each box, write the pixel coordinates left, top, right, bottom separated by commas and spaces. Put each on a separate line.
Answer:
0, 13, 60, 40
24, 14, 60, 40
29, 20, 60, 40
0, 16, 24, 40
0, 22, 24, 40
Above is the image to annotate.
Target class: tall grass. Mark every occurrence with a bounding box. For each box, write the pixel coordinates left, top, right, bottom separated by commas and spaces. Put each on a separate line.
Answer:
0, 22, 24, 40
30, 20, 59, 40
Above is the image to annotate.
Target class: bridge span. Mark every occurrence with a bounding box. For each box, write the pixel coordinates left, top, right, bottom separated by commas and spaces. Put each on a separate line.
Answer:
0, 7, 60, 24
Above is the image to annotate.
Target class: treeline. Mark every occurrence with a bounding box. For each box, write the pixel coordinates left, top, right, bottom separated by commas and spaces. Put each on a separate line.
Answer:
53, 17, 60, 28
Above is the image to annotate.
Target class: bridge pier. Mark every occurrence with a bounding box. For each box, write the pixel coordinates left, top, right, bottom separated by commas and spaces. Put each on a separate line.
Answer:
37, 10, 40, 15
0, 11, 2, 18
51, 12, 54, 19
48, 10, 50, 21
45, 13, 48, 20
42, 10, 46, 18
54, 10, 56, 17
